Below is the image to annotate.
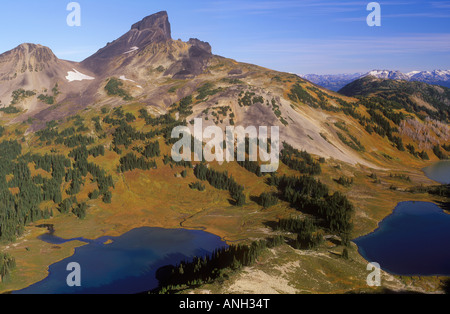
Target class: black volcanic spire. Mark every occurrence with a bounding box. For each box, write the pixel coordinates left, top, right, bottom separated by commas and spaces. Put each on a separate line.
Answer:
131, 11, 171, 40
81, 11, 173, 71
80, 11, 212, 78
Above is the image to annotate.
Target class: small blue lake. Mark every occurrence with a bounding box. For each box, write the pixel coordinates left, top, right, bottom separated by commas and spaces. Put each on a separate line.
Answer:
423, 160, 450, 184
15, 227, 227, 294
354, 160, 450, 276
354, 201, 450, 276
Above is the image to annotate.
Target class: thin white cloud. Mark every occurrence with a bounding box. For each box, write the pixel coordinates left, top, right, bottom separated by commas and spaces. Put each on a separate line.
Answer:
230, 33, 450, 57
431, 1, 450, 9
337, 12, 450, 22
195, 0, 411, 15
384, 12, 450, 18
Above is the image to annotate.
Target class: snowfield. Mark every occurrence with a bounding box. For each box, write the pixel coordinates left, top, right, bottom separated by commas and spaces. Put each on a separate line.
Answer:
66, 69, 95, 82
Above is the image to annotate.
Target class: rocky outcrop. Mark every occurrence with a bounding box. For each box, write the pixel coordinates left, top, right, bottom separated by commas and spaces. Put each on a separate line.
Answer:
81, 12, 212, 80
82, 11, 174, 73
131, 10, 171, 38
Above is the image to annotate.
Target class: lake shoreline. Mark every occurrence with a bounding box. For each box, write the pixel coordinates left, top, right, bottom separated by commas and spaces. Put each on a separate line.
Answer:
354, 201, 450, 277
13, 226, 229, 294
353, 160, 450, 278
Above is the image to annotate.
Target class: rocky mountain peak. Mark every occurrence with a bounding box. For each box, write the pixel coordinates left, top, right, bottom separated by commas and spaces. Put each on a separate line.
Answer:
188, 38, 212, 55
0, 43, 60, 81
131, 11, 171, 40
81, 11, 174, 72
2, 43, 57, 63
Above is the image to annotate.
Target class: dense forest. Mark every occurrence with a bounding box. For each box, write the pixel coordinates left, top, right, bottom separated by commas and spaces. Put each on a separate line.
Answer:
0, 119, 114, 242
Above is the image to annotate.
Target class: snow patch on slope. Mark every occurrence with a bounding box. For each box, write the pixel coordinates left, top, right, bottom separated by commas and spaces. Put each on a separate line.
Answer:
119, 75, 135, 83
119, 75, 143, 89
123, 46, 139, 54
66, 69, 95, 82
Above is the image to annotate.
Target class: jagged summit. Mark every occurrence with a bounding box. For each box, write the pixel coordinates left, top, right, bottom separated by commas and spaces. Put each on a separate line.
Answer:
82, 11, 174, 71
129, 10, 172, 44
131, 11, 171, 39
81, 11, 212, 78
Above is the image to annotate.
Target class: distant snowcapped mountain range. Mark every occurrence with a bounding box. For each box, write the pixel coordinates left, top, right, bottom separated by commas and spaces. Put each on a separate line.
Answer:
301, 70, 450, 91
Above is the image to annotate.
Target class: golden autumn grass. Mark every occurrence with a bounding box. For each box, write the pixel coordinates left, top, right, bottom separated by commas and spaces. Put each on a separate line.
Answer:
0, 100, 448, 294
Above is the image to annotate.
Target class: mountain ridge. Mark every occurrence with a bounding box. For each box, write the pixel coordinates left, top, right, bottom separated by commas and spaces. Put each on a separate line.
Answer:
301, 69, 450, 91
0, 11, 448, 169
0, 11, 214, 126
339, 75, 450, 124
0, 10, 449, 295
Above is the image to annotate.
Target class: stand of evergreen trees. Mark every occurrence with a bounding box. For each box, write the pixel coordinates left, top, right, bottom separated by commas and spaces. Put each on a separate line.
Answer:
72, 202, 88, 220
194, 163, 246, 206
257, 192, 278, 209
142, 141, 160, 158
66, 145, 114, 200
0, 124, 116, 241
406, 144, 429, 160
163, 155, 193, 168
336, 132, 366, 152
280, 143, 322, 175
408, 184, 450, 198
336, 176, 354, 187
110, 122, 157, 150
58, 134, 95, 148
276, 217, 324, 249
0, 140, 61, 241
267, 174, 353, 239
104, 78, 133, 101
0, 253, 16, 282
68, 145, 105, 161
138, 108, 178, 127
154, 236, 284, 293
137, 108, 188, 146
118, 153, 157, 172
189, 181, 206, 191
169, 95, 194, 116
92, 116, 103, 132
433, 145, 448, 160
237, 159, 263, 177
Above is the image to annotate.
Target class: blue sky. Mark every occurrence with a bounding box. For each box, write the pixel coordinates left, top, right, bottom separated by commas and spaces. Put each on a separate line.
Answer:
0, 0, 449, 74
